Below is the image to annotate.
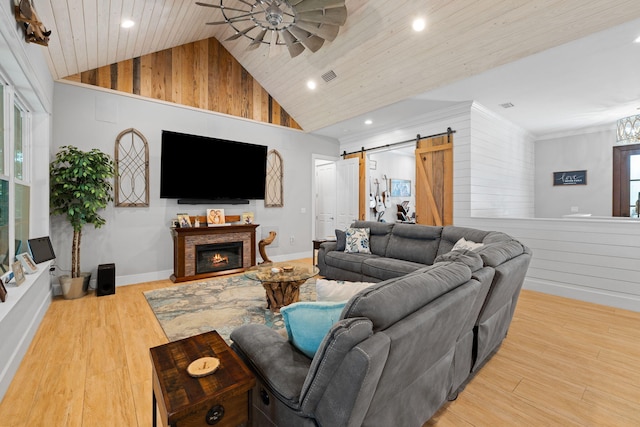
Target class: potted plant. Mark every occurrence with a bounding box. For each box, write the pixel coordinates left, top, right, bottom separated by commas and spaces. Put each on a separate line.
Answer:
50, 145, 114, 299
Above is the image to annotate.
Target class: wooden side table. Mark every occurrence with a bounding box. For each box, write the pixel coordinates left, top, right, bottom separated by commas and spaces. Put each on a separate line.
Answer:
150, 330, 255, 427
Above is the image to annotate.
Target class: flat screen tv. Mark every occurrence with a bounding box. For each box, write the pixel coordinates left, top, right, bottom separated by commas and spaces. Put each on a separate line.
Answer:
160, 130, 268, 204
28, 236, 56, 263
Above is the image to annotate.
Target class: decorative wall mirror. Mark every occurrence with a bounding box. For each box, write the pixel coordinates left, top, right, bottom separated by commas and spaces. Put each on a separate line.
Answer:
265, 149, 283, 207
114, 128, 149, 207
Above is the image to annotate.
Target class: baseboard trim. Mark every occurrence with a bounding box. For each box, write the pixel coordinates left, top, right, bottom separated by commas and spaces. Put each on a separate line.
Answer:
523, 278, 640, 312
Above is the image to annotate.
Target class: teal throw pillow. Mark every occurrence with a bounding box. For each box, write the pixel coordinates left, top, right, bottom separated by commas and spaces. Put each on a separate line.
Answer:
344, 227, 371, 253
280, 301, 347, 358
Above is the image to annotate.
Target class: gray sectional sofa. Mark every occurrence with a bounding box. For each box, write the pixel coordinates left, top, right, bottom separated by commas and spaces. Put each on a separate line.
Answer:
231, 221, 531, 426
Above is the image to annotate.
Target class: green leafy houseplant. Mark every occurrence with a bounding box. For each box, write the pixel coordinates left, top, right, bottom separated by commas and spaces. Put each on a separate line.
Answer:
50, 145, 115, 279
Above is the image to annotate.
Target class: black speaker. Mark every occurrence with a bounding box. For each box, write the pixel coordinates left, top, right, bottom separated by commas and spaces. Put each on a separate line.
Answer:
97, 263, 116, 296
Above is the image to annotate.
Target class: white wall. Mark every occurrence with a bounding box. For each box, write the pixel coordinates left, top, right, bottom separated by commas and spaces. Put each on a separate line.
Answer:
51, 82, 339, 286
535, 127, 614, 218
470, 104, 535, 218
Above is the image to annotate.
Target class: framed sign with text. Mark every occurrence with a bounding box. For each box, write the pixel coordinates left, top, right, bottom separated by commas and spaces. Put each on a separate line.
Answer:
553, 170, 587, 186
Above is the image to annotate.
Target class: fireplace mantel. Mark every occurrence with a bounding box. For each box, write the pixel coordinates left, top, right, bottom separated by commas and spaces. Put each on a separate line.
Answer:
170, 224, 258, 282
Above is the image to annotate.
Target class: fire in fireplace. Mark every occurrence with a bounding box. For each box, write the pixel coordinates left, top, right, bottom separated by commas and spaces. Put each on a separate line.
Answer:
196, 242, 243, 274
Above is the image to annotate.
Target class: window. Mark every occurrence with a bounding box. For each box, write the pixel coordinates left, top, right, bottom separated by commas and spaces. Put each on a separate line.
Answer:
13, 101, 29, 260
0, 80, 31, 271
631, 154, 640, 217
613, 144, 640, 217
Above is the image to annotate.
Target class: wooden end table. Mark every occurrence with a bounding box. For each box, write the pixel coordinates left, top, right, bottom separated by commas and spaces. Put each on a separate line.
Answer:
150, 330, 255, 427
244, 262, 319, 312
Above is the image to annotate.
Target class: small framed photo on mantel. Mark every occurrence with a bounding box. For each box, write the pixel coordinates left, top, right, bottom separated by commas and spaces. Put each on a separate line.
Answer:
12, 261, 25, 286
207, 209, 227, 226
17, 252, 38, 274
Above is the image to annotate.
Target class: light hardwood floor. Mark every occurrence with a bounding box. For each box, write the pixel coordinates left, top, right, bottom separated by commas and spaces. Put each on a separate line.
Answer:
0, 259, 639, 426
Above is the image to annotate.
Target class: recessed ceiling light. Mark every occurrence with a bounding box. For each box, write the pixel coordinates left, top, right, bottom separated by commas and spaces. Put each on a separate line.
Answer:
364, 119, 373, 125
307, 80, 317, 90
121, 19, 135, 29
412, 18, 426, 32
634, 35, 640, 43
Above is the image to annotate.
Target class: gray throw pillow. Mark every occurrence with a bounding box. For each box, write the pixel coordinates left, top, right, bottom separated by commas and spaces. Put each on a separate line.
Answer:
335, 229, 346, 251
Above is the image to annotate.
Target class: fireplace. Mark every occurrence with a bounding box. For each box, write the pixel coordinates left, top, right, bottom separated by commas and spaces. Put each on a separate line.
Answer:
171, 223, 257, 282
196, 242, 243, 274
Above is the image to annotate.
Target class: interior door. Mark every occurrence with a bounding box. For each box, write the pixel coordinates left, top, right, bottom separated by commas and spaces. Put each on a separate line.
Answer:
315, 162, 337, 239
415, 133, 453, 225
336, 157, 360, 230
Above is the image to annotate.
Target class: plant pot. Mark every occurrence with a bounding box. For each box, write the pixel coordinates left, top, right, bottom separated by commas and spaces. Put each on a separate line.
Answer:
59, 273, 91, 299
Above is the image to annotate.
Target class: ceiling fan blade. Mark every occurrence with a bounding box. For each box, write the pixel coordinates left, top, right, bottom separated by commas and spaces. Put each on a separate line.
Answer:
288, 25, 312, 41
247, 29, 268, 49
225, 26, 256, 41
294, 21, 339, 41
195, 2, 248, 13
280, 29, 305, 57
292, 0, 345, 14
297, 7, 347, 25
301, 35, 325, 52
207, 17, 251, 25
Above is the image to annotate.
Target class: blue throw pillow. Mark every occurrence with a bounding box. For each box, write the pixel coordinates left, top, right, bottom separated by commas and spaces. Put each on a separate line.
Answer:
280, 301, 347, 358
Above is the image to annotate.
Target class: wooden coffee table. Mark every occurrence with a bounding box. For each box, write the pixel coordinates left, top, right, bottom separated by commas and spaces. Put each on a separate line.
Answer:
245, 262, 319, 312
150, 330, 255, 427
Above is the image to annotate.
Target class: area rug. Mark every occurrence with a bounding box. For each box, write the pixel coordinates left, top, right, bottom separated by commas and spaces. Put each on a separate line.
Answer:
144, 275, 317, 343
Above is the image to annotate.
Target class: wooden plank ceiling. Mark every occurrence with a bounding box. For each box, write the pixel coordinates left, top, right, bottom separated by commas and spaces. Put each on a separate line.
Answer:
33, 0, 640, 133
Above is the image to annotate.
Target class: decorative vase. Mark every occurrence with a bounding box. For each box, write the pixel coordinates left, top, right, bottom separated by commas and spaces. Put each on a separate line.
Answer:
59, 272, 91, 299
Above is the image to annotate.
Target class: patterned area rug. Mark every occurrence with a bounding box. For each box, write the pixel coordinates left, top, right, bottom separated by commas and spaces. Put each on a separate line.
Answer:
144, 275, 317, 343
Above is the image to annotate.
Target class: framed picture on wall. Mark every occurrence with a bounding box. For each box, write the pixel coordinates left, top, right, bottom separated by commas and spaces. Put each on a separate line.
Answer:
390, 179, 411, 197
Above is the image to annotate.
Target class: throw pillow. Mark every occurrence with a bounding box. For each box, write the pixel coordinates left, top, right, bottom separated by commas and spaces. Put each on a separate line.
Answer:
316, 278, 376, 302
344, 227, 371, 253
281, 301, 347, 358
335, 229, 346, 251
452, 237, 484, 251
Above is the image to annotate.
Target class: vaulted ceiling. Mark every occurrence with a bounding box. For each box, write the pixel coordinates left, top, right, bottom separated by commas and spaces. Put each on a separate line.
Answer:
33, 0, 640, 138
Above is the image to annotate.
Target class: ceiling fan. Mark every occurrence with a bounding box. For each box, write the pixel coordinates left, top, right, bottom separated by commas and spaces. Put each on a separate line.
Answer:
196, 0, 347, 58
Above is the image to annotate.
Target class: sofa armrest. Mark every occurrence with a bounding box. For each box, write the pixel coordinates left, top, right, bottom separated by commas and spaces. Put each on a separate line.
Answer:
231, 324, 312, 408
320, 240, 338, 252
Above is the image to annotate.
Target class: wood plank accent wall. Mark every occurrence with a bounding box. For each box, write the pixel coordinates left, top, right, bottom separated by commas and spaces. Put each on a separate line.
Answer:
64, 38, 302, 131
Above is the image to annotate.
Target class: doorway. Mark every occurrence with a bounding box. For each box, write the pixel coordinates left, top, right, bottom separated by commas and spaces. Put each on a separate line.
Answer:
313, 157, 359, 239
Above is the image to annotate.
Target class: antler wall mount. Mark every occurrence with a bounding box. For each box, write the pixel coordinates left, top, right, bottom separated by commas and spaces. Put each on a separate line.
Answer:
196, 0, 347, 57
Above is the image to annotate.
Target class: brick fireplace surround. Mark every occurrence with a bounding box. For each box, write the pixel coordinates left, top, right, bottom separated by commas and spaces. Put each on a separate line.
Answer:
170, 224, 258, 282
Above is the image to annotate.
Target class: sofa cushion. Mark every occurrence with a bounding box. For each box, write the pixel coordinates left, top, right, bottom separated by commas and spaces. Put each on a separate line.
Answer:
352, 221, 394, 256
300, 318, 373, 409
342, 262, 473, 330
345, 228, 371, 254
361, 257, 426, 281
335, 229, 346, 251
324, 251, 380, 275
316, 278, 376, 302
476, 240, 525, 267
434, 249, 483, 272
281, 301, 347, 358
385, 223, 442, 265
